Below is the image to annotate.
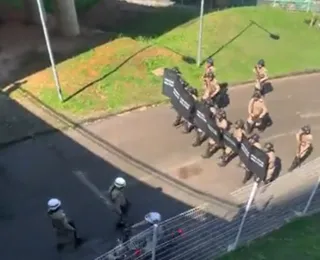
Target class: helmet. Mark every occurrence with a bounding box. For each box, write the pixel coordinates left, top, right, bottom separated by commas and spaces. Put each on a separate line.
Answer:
47, 198, 61, 211
205, 71, 214, 80
114, 177, 126, 188
302, 125, 311, 134
263, 142, 274, 152
207, 58, 214, 65
217, 109, 226, 119
252, 91, 262, 99
235, 119, 244, 129
257, 59, 265, 66
145, 212, 162, 224
189, 87, 198, 97
172, 66, 181, 75
250, 133, 260, 142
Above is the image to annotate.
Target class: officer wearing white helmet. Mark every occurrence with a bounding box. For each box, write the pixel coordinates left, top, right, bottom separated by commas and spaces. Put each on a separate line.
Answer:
108, 177, 130, 228
143, 212, 165, 251
47, 198, 83, 251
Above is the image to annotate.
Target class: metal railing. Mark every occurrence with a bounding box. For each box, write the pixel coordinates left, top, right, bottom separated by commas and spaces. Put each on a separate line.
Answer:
95, 157, 320, 260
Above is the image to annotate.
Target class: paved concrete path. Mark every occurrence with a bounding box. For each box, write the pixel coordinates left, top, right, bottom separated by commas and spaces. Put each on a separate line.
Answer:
1, 73, 320, 260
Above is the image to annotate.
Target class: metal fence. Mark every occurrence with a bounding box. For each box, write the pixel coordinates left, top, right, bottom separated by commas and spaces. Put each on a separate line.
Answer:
94, 157, 320, 260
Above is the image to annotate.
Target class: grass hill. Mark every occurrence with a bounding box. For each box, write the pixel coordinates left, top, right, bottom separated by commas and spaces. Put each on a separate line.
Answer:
11, 5, 320, 118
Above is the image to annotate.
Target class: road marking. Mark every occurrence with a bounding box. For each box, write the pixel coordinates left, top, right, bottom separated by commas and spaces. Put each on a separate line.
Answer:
72, 170, 113, 208
299, 112, 320, 119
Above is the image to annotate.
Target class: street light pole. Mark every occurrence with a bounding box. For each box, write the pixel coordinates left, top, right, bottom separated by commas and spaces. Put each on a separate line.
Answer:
196, 0, 205, 67
36, 0, 63, 101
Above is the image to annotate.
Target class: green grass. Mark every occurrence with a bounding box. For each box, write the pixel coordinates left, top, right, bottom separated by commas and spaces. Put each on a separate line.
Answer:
220, 214, 320, 260
13, 6, 320, 118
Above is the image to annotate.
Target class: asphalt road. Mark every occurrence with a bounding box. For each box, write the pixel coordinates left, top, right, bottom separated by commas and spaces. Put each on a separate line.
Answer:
1, 73, 320, 260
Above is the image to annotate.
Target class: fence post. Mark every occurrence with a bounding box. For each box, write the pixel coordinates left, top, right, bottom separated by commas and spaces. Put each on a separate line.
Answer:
307, 0, 311, 12
196, 0, 205, 67
151, 224, 158, 260
295, 176, 320, 217
228, 180, 259, 252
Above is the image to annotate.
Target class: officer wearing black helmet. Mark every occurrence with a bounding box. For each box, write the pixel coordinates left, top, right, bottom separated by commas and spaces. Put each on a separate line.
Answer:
263, 142, 276, 184
288, 125, 313, 172
202, 71, 220, 105
202, 109, 228, 159
253, 59, 269, 94
218, 119, 246, 167
203, 58, 216, 80
246, 91, 268, 134
241, 134, 262, 184
172, 67, 196, 128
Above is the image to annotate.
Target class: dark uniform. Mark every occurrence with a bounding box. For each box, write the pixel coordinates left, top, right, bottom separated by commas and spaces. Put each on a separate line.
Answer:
288, 125, 313, 172
202, 109, 229, 159
218, 119, 246, 167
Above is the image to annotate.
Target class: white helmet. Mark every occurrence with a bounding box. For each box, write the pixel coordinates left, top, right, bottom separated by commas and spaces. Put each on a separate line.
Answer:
145, 212, 162, 224
114, 177, 126, 188
47, 198, 61, 211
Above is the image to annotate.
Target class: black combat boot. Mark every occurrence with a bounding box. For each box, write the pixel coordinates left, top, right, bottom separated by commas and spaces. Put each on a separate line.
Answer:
246, 121, 254, 134
173, 115, 182, 127
288, 156, 300, 172
202, 143, 215, 159
182, 122, 192, 134
192, 131, 202, 147
242, 170, 253, 184
218, 152, 229, 167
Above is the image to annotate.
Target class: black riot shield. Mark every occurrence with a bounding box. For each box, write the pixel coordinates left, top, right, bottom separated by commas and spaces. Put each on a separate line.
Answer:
222, 130, 240, 153
206, 117, 222, 143
248, 146, 268, 181
238, 136, 251, 169
193, 102, 212, 135
162, 68, 179, 98
171, 85, 196, 121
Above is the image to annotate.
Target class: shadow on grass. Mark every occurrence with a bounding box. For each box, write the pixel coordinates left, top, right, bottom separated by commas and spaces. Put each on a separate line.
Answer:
201, 20, 280, 66
63, 45, 153, 103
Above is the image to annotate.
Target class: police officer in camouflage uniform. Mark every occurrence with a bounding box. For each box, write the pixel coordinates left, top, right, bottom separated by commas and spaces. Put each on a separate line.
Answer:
108, 177, 130, 228
47, 198, 83, 252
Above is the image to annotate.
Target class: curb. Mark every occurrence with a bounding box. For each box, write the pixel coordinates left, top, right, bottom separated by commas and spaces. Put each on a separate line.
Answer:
1, 69, 320, 149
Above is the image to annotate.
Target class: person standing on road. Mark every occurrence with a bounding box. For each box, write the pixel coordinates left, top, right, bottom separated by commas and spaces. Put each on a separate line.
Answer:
242, 134, 262, 184
47, 198, 83, 252
288, 125, 313, 172
202, 109, 229, 159
263, 142, 276, 184
218, 119, 246, 167
108, 177, 131, 228
246, 91, 268, 134
253, 59, 269, 94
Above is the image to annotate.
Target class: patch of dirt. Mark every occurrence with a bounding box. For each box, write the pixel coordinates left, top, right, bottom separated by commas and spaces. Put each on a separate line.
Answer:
178, 164, 203, 179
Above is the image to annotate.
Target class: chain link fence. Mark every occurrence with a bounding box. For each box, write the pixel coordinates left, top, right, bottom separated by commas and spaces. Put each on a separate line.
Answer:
94, 157, 320, 260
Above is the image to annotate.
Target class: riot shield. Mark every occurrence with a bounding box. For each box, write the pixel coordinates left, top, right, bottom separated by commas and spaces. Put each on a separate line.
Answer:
222, 130, 240, 154
171, 86, 196, 121
193, 101, 212, 135
238, 136, 251, 169
162, 68, 179, 98
206, 117, 222, 143
248, 146, 268, 181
